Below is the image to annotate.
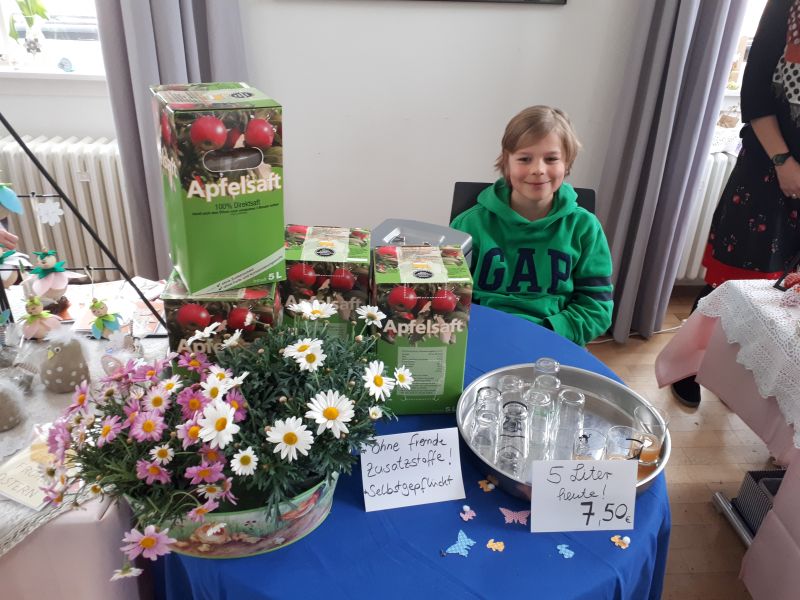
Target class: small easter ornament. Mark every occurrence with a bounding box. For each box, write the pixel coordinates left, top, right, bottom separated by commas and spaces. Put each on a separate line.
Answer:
23, 249, 81, 303
0, 244, 30, 289
22, 296, 61, 340
89, 298, 123, 340
0, 378, 24, 432
0, 182, 23, 221
40, 327, 90, 393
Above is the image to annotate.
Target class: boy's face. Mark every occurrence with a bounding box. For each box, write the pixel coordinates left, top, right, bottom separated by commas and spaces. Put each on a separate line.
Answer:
506, 131, 566, 209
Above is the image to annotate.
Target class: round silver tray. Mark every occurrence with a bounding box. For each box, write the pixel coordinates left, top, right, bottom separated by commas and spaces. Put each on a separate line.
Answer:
456, 363, 671, 499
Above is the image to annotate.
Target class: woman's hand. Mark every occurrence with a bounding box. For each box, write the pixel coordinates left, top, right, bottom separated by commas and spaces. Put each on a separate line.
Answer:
0, 226, 18, 250
776, 157, 800, 199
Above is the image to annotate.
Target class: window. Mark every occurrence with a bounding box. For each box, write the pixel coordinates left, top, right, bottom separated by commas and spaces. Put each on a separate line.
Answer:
0, 0, 104, 78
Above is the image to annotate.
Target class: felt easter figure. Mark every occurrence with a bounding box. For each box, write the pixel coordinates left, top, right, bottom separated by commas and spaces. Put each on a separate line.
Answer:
89, 298, 122, 340
0, 379, 23, 432
22, 296, 61, 340
40, 328, 90, 393
26, 250, 69, 301
0, 244, 31, 288
0, 182, 23, 221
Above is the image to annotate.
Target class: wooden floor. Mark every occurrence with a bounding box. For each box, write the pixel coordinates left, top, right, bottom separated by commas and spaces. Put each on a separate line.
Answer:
588, 286, 768, 600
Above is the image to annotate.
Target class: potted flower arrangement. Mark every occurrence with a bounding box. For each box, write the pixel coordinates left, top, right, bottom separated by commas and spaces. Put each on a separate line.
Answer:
42, 300, 411, 579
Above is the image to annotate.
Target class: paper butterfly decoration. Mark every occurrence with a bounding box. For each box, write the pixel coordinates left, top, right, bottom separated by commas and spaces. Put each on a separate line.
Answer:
487, 539, 505, 552
611, 535, 631, 549
557, 544, 574, 559
460, 505, 476, 521
478, 479, 495, 492
443, 530, 476, 557
499, 507, 530, 526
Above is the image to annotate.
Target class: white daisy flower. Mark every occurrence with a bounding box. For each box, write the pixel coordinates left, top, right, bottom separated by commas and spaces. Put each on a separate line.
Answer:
362, 360, 395, 402
286, 302, 305, 314
305, 390, 355, 439
283, 338, 323, 359
198, 398, 240, 449
231, 447, 259, 476
369, 406, 383, 420
207, 365, 231, 382
186, 322, 222, 346
110, 565, 143, 581
222, 329, 243, 348
356, 305, 387, 327
197, 482, 223, 500
292, 299, 337, 320
266, 416, 314, 462
393, 366, 414, 390
143, 385, 171, 412
295, 347, 327, 372
161, 375, 183, 396
200, 377, 234, 401
88, 482, 105, 497
231, 371, 249, 387
149, 444, 174, 465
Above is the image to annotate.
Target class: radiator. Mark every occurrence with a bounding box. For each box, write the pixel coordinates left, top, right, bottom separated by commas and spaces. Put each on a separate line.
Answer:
675, 151, 738, 283
0, 135, 137, 282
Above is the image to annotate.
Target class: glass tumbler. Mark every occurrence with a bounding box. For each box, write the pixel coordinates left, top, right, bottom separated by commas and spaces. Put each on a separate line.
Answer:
605, 426, 645, 461
633, 406, 669, 467
525, 390, 553, 461
495, 397, 529, 478
555, 387, 585, 433
572, 428, 607, 460
470, 388, 501, 460
532, 374, 561, 401
533, 357, 560, 379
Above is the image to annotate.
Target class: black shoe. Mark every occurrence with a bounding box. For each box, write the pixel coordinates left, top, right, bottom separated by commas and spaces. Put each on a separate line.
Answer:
671, 377, 701, 408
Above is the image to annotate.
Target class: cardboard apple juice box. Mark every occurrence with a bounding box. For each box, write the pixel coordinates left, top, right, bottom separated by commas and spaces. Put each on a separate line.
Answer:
161, 270, 282, 360
373, 245, 472, 414
281, 225, 370, 339
151, 82, 285, 294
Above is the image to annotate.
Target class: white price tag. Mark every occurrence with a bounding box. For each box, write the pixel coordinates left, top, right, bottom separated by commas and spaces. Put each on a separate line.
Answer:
359, 427, 465, 512
530, 460, 637, 532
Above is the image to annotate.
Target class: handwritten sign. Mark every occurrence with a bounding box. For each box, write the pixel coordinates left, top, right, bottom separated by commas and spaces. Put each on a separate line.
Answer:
360, 427, 465, 512
530, 460, 637, 532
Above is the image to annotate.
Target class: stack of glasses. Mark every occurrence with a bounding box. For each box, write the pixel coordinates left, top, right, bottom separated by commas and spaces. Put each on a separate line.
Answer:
468, 357, 669, 481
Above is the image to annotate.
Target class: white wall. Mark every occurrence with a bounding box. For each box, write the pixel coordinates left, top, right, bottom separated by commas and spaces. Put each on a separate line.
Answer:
240, 0, 642, 229
0, 75, 116, 140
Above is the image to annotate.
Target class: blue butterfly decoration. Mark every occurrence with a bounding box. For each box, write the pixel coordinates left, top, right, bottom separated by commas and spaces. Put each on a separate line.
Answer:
557, 544, 574, 559
0, 184, 23, 215
442, 530, 476, 557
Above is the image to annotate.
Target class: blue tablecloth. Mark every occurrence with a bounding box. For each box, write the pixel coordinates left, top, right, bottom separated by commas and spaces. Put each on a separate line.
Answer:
153, 304, 670, 600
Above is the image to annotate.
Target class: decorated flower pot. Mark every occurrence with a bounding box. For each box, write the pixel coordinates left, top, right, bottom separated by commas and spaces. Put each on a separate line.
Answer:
161, 474, 337, 559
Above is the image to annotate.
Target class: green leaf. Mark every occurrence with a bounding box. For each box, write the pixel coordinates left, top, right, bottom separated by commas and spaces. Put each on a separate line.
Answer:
8, 15, 19, 41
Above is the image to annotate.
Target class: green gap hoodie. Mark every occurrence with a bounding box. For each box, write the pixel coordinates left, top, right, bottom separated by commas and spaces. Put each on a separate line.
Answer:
450, 178, 613, 346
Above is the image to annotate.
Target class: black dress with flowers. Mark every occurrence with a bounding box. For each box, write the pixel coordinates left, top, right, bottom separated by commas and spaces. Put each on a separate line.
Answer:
703, 0, 800, 285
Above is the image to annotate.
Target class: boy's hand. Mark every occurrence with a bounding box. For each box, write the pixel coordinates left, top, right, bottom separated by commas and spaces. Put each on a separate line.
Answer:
0, 227, 18, 250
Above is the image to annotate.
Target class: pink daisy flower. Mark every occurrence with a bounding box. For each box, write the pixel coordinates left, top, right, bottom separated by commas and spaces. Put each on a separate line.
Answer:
41, 485, 65, 506
96, 415, 123, 448
187, 499, 219, 523
67, 381, 92, 414
131, 362, 163, 383
219, 477, 238, 505
199, 444, 227, 466
46, 419, 71, 463
176, 418, 202, 450
135, 459, 171, 485
178, 352, 211, 374
120, 525, 176, 561
100, 358, 137, 386
176, 386, 209, 420
184, 461, 224, 485
225, 387, 248, 422
143, 385, 171, 413
130, 411, 166, 443
122, 397, 141, 430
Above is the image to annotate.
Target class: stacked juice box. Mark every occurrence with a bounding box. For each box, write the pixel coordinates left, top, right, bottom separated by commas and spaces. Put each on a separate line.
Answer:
281, 225, 370, 339
152, 82, 285, 357
372, 245, 473, 414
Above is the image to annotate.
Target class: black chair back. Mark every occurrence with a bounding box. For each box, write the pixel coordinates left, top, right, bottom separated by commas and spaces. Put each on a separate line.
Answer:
450, 181, 596, 223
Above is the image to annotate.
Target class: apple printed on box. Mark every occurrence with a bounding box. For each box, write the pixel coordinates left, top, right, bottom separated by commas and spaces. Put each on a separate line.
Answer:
373, 245, 472, 415
281, 225, 370, 339
160, 270, 281, 360
151, 82, 286, 295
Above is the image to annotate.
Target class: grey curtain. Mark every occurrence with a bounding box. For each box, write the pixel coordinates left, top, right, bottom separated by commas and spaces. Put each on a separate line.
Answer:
95, 0, 248, 279
597, 0, 746, 342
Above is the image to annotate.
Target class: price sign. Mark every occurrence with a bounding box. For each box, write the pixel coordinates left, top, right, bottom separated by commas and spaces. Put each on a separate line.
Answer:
360, 427, 465, 512
530, 460, 637, 532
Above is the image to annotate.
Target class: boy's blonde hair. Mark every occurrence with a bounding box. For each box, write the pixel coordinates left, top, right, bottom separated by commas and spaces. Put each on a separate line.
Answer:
494, 106, 581, 179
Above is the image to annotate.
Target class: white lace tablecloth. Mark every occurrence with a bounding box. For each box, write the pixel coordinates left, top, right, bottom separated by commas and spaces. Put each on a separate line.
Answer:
697, 279, 800, 446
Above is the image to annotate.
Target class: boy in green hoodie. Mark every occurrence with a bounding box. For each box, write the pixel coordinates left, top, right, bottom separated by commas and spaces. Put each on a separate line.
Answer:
450, 106, 612, 346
